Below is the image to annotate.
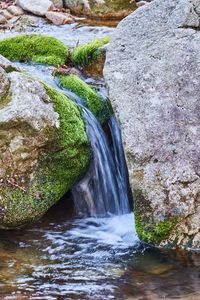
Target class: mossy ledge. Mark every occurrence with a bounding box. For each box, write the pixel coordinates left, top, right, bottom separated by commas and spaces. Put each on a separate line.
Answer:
71, 37, 110, 67
134, 210, 178, 246
0, 34, 68, 66
56, 74, 113, 123
0, 84, 91, 228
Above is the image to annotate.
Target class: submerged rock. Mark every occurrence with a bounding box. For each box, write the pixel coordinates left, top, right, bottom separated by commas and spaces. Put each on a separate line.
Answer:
63, 0, 137, 20
104, 0, 200, 249
0, 57, 90, 228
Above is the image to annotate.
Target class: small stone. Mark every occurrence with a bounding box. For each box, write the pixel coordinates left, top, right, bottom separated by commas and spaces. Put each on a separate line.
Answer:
137, 1, 148, 7
51, 0, 63, 9
0, 14, 7, 24
7, 5, 24, 16
1, 9, 13, 19
45, 11, 73, 25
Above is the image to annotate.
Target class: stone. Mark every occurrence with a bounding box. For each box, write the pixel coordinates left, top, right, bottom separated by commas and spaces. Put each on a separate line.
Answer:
0, 66, 9, 98
17, 0, 53, 16
51, 0, 63, 9
0, 14, 7, 24
136, 1, 149, 7
7, 5, 24, 16
45, 11, 73, 25
104, 0, 200, 249
1, 10, 13, 20
63, 0, 137, 20
0, 55, 21, 73
0, 57, 90, 228
83, 45, 107, 79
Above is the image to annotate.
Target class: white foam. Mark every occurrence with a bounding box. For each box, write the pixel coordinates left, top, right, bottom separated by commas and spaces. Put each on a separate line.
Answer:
68, 213, 139, 248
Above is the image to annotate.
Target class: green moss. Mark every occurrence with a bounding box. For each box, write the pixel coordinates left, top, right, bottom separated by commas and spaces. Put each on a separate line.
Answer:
134, 210, 178, 245
0, 84, 91, 228
0, 34, 68, 66
56, 74, 112, 123
89, 0, 137, 15
71, 37, 109, 67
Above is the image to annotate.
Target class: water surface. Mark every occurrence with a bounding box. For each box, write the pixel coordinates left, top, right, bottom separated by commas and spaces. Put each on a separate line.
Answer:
0, 199, 199, 300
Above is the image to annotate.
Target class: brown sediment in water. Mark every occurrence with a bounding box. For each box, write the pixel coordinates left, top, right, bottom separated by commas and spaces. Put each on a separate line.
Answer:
78, 18, 119, 28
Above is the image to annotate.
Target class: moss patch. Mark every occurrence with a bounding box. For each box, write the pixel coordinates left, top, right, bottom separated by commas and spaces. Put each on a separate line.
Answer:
71, 37, 109, 67
0, 84, 91, 228
0, 34, 68, 66
89, 0, 137, 15
56, 74, 112, 123
134, 210, 178, 245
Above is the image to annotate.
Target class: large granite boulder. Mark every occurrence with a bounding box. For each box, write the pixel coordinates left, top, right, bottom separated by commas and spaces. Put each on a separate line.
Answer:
0, 55, 90, 228
104, 0, 200, 249
63, 0, 137, 20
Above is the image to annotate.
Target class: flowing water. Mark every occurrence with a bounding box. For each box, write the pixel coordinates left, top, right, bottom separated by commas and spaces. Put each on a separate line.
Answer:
0, 24, 200, 300
0, 199, 200, 300
0, 22, 114, 47
15, 62, 130, 217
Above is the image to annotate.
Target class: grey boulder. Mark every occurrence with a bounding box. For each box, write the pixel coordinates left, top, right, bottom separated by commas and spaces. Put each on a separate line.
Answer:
17, 0, 53, 16
104, 0, 200, 249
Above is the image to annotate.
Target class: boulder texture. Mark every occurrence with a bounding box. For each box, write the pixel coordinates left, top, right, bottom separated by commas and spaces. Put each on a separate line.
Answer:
104, 0, 200, 249
63, 0, 137, 20
0, 55, 90, 228
17, 0, 53, 16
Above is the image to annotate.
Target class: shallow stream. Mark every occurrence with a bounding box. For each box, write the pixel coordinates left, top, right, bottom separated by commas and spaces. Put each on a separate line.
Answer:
0, 199, 200, 300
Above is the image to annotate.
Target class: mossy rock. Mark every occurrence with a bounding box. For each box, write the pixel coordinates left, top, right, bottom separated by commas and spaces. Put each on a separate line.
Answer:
64, 0, 137, 20
0, 66, 90, 228
133, 189, 179, 247
89, 0, 137, 19
71, 37, 109, 67
56, 74, 112, 123
0, 34, 68, 66
134, 210, 178, 246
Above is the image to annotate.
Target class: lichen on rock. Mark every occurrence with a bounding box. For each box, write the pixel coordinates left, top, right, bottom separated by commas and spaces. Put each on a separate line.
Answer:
0, 34, 68, 66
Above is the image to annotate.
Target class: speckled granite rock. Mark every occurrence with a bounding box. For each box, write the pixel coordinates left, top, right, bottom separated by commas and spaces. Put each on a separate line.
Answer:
104, 0, 200, 250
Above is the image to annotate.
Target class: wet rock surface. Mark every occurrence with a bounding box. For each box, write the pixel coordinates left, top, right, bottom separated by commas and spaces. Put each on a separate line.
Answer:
104, 0, 200, 249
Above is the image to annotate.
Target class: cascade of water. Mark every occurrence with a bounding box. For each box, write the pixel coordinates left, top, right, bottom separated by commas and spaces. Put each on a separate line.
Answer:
15, 62, 132, 218
72, 108, 130, 217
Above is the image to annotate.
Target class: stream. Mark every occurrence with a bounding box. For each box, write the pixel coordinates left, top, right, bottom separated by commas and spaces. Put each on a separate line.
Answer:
0, 22, 200, 300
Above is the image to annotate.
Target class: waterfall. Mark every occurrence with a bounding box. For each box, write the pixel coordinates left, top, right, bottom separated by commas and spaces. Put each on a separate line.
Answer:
72, 109, 131, 217
15, 62, 132, 218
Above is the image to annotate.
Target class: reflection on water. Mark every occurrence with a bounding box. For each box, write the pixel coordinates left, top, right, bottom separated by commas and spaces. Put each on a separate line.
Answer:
0, 198, 199, 300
